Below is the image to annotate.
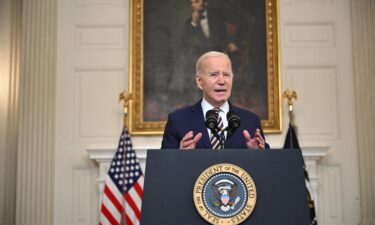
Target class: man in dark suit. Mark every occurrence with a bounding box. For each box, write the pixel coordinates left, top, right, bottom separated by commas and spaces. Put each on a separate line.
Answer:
161, 51, 268, 150
169, 0, 247, 99
182, 0, 245, 57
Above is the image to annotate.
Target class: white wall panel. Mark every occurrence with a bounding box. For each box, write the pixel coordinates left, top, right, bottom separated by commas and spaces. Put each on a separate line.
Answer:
56, 0, 130, 224
278, 0, 361, 224
75, 0, 125, 7
284, 23, 335, 47
286, 66, 338, 140
73, 168, 95, 225
284, 0, 334, 5
74, 69, 124, 141
73, 53, 127, 69
318, 166, 344, 225
75, 25, 125, 50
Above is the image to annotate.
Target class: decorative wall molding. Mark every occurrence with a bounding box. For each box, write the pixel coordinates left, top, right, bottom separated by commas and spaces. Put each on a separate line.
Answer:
285, 66, 339, 141
72, 168, 95, 225
281, 2, 361, 223
75, 25, 125, 50
284, 0, 334, 5
318, 166, 344, 225
75, 0, 125, 7
284, 22, 335, 47
74, 69, 124, 142
301, 146, 329, 213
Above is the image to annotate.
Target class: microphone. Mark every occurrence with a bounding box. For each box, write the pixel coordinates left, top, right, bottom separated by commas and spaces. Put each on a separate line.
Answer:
206, 109, 224, 149
226, 111, 241, 137
205, 109, 218, 131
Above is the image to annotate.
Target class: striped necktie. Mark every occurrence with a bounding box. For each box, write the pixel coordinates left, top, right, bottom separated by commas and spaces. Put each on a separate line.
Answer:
210, 109, 224, 150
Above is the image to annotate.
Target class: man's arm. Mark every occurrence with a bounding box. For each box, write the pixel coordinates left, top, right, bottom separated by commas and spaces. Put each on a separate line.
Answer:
161, 114, 180, 149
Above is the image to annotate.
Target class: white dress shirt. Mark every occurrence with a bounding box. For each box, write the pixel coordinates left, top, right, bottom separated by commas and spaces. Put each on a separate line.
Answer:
200, 10, 210, 38
201, 98, 229, 138
191, 10, 210, 38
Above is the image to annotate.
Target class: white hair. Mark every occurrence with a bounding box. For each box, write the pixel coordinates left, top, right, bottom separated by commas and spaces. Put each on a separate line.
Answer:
195, 51, 232, 75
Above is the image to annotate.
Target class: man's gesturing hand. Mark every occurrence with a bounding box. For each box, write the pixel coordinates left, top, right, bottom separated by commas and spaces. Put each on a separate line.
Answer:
243, 129, 265, 150
180, 131, 203, 149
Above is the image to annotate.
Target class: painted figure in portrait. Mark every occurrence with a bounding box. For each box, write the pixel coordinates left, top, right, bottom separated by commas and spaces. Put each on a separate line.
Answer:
143, 0, 268, 123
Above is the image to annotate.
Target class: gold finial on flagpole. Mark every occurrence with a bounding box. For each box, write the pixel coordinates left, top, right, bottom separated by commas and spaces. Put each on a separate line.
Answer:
283, 89, 297, 112
119, 91, 132, 128
283, 89, 297, 125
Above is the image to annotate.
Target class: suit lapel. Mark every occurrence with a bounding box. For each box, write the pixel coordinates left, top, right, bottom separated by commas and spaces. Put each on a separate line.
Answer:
192, 101, 211, 149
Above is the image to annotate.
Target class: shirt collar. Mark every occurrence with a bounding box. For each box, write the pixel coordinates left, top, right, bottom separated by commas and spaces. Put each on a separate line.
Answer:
201, 98, 229, 118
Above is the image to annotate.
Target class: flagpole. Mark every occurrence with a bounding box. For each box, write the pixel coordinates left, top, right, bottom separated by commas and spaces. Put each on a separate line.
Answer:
283, 89, 298, 148
99, 91, 143, 225
119, 91, 132, 129
282, 89, 297, 126
282, 90, 318, 225
119, 91, 130, 223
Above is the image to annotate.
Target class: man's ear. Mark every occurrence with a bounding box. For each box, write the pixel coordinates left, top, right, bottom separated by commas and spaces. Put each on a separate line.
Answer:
196, 75, 203, 90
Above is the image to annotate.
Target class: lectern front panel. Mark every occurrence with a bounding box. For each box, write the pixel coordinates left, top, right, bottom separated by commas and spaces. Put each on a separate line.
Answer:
140, 149, 310, 225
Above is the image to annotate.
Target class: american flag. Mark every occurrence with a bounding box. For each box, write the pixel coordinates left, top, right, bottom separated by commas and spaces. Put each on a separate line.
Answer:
99, 128, 144, 225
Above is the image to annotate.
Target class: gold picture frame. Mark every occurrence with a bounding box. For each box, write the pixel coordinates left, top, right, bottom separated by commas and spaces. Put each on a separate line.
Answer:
129, 0, 280, 135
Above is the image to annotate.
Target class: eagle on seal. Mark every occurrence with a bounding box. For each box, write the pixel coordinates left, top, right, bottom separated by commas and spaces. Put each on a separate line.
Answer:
210, 179, 241, 212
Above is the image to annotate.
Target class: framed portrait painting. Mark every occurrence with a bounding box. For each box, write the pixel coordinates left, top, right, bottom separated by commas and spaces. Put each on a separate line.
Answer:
129, 0, 280, 135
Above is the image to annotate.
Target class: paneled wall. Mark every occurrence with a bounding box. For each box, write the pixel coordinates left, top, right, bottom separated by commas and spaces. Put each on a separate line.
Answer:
277, 1, 361, 224
56, 0, 361, 224
55, 0, 129, 224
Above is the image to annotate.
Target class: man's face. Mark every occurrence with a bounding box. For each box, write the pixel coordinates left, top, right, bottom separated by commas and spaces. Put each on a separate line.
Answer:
191, 0, 207, 11
196, 55, 233, 107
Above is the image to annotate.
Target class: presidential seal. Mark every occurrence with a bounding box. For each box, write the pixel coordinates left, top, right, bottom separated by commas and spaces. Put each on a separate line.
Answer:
193, 164, 256, 225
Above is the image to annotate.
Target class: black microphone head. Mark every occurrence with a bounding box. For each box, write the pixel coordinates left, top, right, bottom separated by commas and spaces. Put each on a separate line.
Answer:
227, 111, 241, 129
205, 110, 218, 130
